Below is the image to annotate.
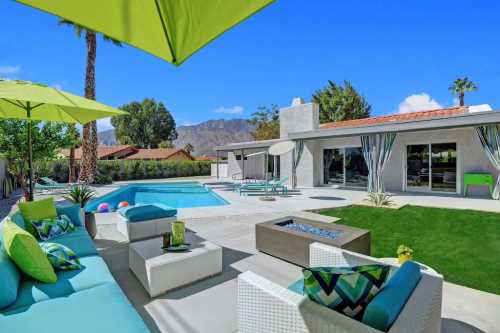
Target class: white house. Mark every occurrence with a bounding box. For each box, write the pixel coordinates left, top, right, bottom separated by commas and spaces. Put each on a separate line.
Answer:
215, 98, 500, 197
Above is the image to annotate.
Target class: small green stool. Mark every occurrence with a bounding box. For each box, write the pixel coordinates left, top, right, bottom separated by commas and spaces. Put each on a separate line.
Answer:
463, 172, 494, 197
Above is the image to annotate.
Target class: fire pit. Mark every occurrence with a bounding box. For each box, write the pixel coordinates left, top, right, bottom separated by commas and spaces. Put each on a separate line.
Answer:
256, 215, 370, 267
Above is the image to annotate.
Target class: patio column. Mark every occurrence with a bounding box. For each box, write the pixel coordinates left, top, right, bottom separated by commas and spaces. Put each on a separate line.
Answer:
216, 150, 220, 179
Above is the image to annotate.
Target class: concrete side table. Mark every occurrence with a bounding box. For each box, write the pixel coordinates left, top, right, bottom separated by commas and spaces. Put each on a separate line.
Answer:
129, 236, 222, 297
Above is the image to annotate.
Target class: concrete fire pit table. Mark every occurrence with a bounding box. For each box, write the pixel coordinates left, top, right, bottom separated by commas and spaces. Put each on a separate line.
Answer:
256, 213, 370, 267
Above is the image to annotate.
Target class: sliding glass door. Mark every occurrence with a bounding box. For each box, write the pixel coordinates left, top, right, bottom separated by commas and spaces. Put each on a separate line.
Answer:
406, 143, 457, 193
323, 147, 368, 188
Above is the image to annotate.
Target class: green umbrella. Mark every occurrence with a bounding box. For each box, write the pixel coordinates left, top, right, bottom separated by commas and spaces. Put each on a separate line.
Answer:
15, 0, 275, 66
0, 79, 127, 201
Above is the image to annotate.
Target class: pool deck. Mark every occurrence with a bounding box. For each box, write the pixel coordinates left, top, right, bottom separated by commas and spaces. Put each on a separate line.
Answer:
85, 177, 500, 333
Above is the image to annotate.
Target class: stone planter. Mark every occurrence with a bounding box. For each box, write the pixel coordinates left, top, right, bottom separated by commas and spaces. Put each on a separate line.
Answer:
85, 212, 97, 239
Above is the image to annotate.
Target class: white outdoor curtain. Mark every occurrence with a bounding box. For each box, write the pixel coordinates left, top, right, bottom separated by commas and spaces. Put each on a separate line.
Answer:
292, 140, 305, 188
361, 133, 397, 193
476, 125, 500, 199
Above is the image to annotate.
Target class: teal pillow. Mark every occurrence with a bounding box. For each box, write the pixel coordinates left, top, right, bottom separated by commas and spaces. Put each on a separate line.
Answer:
0, 242, 21, 309
303, 265, 390, 320
56, 204, 83, 227
9, 212, 26, 230
31, 215, 75, 241
40, 242, 82, 271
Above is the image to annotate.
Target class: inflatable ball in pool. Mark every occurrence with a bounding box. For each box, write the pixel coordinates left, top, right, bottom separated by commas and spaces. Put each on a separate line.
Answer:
97, 203, 110, 213
117, 201, 129, 209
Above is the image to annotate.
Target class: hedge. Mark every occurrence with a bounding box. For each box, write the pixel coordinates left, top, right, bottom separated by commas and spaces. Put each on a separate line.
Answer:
47, 159, 211, 184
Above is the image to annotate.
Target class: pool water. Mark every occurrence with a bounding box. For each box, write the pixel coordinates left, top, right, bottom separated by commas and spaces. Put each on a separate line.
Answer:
85, 182, 228, 212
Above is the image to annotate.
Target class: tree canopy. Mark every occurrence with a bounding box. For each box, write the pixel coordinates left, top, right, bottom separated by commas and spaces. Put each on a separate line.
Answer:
112, 98, 178, 148
248, 104, 280, 140
448, 77, 478, 106
312, 80, 371, 123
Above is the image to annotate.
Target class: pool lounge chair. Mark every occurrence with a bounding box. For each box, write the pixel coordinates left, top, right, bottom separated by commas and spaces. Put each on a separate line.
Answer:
237, 177, 288, 195
238, 243, 443, 333
34, 180, 68, 193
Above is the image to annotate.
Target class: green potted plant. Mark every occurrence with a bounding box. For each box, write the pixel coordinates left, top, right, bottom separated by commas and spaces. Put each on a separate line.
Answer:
397, 244, 414, 264
64, 185, 97, 239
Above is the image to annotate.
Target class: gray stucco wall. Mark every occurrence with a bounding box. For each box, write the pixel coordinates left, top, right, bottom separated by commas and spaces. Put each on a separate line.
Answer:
227, 149, 267, 180
289, 127, 495, 195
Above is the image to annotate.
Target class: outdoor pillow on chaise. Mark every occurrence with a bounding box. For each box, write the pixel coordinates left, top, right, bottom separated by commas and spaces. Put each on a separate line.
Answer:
39, 226, 98, 258
0, 282, 149, 333
56, 204, 83, 227
5, 255, 115, 311
362, 260, 422, 332
18, 197, 58, 236
118, 203, 177, 222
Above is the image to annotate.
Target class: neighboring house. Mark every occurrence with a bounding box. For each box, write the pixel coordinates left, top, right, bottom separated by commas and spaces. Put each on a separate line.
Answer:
61, 145, 193, 161
216, 98, 500, 196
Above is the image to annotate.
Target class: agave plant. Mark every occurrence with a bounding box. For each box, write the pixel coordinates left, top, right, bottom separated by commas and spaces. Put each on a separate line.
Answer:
64, 185, 96, 208
365, 192, 393, 207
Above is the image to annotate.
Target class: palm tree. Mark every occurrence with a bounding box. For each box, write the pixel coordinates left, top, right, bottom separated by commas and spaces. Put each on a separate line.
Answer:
59, 20, 121, 183
448, 77, 478, 106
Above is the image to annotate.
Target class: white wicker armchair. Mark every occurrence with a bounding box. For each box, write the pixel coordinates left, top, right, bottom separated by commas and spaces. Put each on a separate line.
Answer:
238, 243, 443, 333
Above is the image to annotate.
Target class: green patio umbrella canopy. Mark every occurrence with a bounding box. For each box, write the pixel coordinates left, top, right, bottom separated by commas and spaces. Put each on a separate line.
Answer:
0, 79, 127, 200
15, 0, 275, 66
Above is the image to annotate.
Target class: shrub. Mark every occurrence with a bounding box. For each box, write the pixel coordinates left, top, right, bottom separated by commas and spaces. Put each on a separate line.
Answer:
94, 174, 113, 185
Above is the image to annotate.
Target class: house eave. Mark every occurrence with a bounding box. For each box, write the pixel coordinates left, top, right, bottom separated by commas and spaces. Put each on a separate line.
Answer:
214, 139, 282, 151
289, 110, 500, 140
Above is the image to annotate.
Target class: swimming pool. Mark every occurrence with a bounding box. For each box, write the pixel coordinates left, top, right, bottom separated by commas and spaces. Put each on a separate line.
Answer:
85, 182, 228, 212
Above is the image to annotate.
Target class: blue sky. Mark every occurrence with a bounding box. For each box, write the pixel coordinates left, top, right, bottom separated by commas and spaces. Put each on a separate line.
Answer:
1, 1, 500, 131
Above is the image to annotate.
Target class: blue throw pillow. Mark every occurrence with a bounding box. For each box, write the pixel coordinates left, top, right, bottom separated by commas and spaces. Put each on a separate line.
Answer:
40, 242, 82, 271
362, 261, 422, 331
303, 265, 390, 320
0, 240, 21, 309
31, 215, 75, 241
9, 212, 26, 230
56, 204, 83, 226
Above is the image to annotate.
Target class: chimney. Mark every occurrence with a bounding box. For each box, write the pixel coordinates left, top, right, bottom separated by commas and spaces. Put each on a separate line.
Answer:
291, 97, 305, 107
279, 97, 319, 139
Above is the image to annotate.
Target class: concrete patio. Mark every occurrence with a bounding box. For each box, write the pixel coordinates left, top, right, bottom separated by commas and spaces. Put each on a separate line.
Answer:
84, 178, 500, 333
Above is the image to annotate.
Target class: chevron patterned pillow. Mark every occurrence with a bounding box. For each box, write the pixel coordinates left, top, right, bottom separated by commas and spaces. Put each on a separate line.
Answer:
40, 242, 82, 271
303, 265, 390, 320
31, 215, 75, 241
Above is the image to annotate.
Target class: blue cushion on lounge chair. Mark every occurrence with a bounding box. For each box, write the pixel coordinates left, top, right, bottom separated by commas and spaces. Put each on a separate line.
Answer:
118, 203, 177, 222
0, 242, 21, 310
1, 282, 149, 333
56, 204, 83, 227
362, 261, 422, 332
8, 212, 26, 230
40, 227, 97, 258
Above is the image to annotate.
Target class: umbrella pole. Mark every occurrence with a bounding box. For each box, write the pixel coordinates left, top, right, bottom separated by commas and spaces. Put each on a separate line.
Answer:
27, 103, 34, 201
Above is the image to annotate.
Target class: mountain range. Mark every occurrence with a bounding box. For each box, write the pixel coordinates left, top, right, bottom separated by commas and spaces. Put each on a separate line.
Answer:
97, 118, 255, 156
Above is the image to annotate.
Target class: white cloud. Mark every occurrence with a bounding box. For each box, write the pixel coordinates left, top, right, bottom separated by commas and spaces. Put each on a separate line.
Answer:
213, 105, 244, 114
397, 93, 442, 114
0, 65, 21, 75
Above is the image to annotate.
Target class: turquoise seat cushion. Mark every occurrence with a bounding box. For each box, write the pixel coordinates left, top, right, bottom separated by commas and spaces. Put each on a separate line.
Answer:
118, 203, 177, 222
0, 243, 21, 310
56, 204, 83, 227
8, 212, 26, 230
288, 278, 305, 295
303, 265, 390, 320
40, 227, 97, 258
1, 282, 149, 333
362, 261, 422, 332
5, 255, 115, 311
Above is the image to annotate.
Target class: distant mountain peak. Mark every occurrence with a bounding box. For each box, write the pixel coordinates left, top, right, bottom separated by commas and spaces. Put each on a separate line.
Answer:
98, 118, 255, 156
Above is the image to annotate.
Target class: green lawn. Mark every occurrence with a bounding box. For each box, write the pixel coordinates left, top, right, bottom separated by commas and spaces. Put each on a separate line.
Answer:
321, 205, 500, 295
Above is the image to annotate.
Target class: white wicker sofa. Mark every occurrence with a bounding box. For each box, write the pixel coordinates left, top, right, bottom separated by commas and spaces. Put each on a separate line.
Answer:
238, 243, 443, 333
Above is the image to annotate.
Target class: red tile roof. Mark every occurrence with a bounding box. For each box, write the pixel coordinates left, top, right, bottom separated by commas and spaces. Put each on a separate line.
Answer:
124, 148, 193, 160
319, 106, 469, 129
61, 145, 136, 159
196, 156, 217, 161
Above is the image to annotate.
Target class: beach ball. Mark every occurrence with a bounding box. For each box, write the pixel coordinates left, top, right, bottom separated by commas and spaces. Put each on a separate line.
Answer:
97, 203, 110, 213
118, 201, 129, 209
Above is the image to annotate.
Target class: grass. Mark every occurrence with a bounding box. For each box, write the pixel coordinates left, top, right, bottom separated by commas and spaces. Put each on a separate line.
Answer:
321, 205, 500, 295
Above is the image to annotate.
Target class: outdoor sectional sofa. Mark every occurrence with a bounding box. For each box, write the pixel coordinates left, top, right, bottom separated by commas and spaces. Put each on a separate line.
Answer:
238, 242, 443, 333
0, 206, 148, 333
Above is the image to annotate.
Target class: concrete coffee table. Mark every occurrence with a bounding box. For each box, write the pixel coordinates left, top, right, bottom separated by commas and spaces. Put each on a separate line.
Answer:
129, 236, 222, 297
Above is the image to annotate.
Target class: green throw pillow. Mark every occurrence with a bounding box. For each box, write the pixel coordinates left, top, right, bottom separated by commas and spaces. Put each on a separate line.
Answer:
2, 219, 57, 283
40, 243, 82, 271
31, 215, 75, 241
303, 265, 390, 320
18, 198, 57, 236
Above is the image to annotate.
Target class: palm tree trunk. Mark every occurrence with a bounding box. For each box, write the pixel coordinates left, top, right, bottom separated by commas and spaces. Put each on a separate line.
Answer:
459, 92, 465, 106
79, 31, 97, 183
69, 147, 75, 182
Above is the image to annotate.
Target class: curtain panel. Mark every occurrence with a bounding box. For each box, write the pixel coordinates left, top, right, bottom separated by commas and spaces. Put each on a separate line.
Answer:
292, 140, 305, 188
476, 125, 500, 199
361, 133, 397, 193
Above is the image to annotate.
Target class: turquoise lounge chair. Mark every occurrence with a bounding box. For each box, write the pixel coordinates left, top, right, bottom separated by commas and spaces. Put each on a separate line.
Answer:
238, 176, 289, 195
35, 177, 68, 193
